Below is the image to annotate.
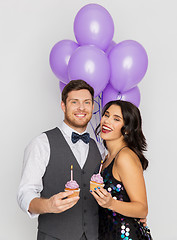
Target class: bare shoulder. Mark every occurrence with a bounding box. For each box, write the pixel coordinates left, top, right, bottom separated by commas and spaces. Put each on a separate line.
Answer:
115, 147, 142, 172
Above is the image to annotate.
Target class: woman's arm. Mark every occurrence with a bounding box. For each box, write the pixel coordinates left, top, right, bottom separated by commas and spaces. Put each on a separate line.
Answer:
91, 150, 148, 218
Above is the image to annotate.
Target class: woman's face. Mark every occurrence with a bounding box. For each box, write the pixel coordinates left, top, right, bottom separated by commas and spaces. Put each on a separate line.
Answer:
100, 104, 124, 141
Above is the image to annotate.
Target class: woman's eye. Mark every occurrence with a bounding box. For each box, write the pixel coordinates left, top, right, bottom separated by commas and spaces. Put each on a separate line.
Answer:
114, 118, 120, 121
104, 114, 109, 117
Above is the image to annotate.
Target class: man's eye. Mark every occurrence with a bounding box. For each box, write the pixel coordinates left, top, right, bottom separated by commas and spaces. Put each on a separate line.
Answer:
85, 101, 91, 104
72, 101, 77, 104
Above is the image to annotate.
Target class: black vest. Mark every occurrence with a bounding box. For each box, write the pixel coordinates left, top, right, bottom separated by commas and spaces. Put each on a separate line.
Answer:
38, 128, 102, 240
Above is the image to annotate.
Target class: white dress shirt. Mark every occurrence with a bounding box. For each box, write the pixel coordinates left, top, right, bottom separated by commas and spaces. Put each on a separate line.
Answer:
17, 122, 105, 218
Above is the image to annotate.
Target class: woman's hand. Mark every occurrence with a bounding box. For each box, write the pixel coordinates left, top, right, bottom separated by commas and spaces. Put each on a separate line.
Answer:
90, 187, 113, 209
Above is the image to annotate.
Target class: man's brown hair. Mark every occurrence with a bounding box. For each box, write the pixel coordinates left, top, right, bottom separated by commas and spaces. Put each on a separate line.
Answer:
62, 80, 94, 104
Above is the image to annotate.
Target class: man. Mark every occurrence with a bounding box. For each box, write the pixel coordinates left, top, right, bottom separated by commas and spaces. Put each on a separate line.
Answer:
17, 80, 102, 240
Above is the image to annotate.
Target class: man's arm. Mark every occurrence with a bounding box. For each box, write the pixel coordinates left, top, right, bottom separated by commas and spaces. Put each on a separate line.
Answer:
17, 134, 48, 217
17, 134, 79, 217
140, 218, 147, 227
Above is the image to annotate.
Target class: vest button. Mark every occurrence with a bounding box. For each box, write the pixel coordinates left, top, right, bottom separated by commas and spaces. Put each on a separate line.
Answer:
82, 170, 85, 174
84, 209, 87, 213
84, 196, 87, 200
84, 222, 86, 226
83, 183, 86, 187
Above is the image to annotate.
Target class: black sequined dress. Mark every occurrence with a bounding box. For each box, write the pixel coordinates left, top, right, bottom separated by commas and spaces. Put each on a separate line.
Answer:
99, 157, 152, 240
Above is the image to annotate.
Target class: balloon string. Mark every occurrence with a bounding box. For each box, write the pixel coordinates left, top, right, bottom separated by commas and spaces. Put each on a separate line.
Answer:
89, 120, 100, 143
94, 95, 101, 121
94, 99, 100, 106
94, 109, 101, 143
99, 92, 102, 120
90, 94, 102, 143
93, 110, 100, 114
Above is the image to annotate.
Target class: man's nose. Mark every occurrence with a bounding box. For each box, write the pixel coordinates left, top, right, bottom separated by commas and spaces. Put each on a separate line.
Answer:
78, 102, 85, 110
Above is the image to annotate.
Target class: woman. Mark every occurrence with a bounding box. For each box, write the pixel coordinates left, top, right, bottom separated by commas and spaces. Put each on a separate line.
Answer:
91, 100, 152, 240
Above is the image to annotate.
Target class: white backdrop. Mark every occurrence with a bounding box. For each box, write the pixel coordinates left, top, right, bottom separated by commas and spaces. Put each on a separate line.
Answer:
1, 0, 177, 239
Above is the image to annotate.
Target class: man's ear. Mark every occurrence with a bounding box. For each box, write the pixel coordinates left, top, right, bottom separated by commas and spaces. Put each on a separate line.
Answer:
61, 101, 66, 113
92, 103, 94, 112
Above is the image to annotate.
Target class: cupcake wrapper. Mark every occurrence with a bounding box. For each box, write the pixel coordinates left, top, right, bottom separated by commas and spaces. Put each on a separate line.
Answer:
64, 188, 80, 198
90, 181, 104, 191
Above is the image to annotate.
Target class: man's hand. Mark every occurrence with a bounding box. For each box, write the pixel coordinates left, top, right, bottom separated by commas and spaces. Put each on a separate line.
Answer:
139, 218, 147, 227
29, 191, 79, 215
47, 191, 80, 213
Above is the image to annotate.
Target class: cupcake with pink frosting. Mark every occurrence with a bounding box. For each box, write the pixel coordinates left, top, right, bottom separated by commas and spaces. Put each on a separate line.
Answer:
90, 161, 104, 191
64, 165, 80, 198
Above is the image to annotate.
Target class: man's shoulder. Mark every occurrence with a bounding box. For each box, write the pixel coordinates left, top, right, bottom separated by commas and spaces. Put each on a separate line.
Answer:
89, 137, 106, 159
44, 127, 59, 134
89, 137, 98, 146
24, 132, 49, 154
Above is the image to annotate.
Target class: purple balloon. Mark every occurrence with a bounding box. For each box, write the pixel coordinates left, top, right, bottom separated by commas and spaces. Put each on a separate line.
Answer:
74, 4, 114, 51
59, 81, 66, 92
49, 40, 79, 83
68, 45, 110, 97
102, 83, 141, 107
105, 40, 116, 55
109, 40, 148, 92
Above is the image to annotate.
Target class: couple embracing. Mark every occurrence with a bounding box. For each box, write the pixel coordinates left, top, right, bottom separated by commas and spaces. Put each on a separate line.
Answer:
17, 80, 152, 240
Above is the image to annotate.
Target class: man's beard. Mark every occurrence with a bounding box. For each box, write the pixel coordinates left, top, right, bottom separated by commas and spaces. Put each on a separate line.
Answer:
64, 112, 91, 129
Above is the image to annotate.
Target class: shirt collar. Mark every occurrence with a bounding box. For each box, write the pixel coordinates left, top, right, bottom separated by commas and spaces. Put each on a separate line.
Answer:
60, 121, 87, 138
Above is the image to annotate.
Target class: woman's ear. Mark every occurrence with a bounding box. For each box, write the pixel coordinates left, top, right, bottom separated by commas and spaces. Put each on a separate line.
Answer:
122, 126, 129, 137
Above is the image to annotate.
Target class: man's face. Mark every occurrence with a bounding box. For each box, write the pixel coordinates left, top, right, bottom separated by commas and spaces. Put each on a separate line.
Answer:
61, 89, 94, 133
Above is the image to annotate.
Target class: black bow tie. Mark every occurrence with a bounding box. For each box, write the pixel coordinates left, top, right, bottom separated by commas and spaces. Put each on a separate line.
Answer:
71, 132, 90, 144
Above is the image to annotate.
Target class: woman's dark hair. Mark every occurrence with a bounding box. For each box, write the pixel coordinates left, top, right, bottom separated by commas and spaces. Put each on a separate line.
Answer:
96, 100, 148, 170
62, 80, 94, 104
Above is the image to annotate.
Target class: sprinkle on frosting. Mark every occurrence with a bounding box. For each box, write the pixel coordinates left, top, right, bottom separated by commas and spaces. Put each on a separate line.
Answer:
65, 180, 79, 189
91, 173, 103, 183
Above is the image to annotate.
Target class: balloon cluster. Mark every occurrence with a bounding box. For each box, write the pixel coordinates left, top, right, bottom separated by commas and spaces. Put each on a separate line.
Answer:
49, 3, 148, 108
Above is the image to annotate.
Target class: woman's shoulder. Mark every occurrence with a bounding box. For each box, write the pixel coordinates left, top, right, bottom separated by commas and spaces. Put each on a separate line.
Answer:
115, 147, 142, 171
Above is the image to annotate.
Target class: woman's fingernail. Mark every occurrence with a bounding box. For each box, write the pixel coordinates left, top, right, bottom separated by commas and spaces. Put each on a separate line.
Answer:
90, 190, 92, 193
94, 188, 97, 190
98, 187, 100, 189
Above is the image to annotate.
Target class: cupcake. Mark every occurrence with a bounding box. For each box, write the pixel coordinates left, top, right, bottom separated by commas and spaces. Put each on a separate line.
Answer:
90, 173, 104, 191
65, 180, 80, 198
90, 160, 104, 191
